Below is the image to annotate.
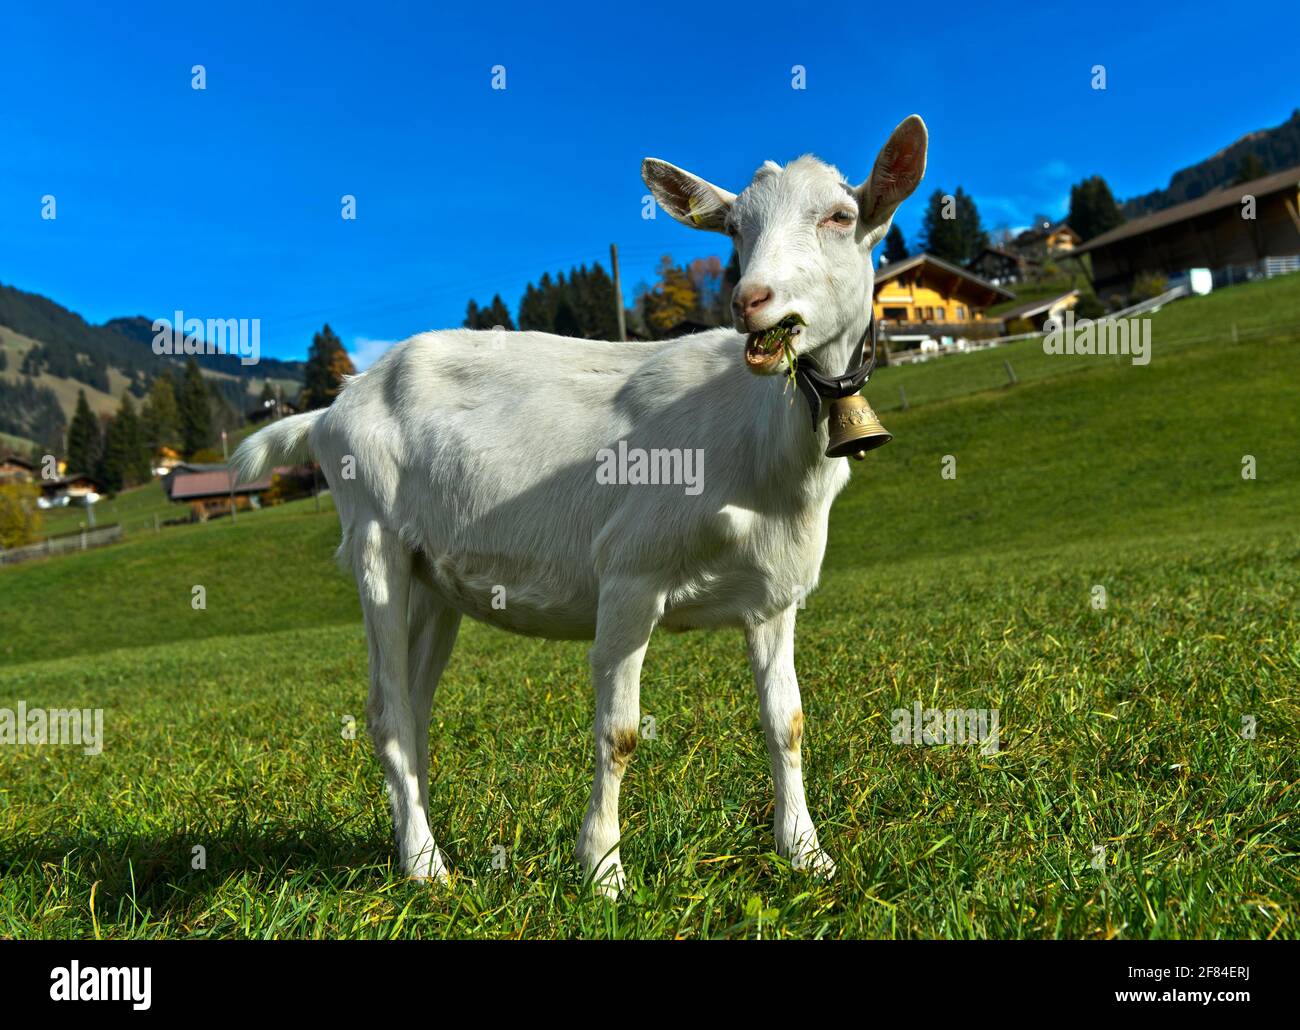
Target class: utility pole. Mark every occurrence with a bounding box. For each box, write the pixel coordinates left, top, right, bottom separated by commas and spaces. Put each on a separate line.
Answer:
221, 428, 237, 524
610, 243, 627, 341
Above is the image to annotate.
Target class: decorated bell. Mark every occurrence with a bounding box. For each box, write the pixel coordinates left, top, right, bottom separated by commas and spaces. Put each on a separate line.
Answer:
825, 395, 892, 460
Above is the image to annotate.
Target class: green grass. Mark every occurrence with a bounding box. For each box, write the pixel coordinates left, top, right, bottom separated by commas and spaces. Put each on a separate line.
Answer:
0, 276, 1297, 939
37, 480, 174, 538
870, 271, 1300, 414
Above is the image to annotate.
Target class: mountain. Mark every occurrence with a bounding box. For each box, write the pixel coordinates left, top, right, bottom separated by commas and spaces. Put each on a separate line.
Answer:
0, 281, 306, 453
102, 315, 306, 383
1122, 109, 1300, 218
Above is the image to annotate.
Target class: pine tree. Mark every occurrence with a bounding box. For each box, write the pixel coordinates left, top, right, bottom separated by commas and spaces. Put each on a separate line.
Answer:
179, 358, 213, 458
140, 369, 181, 454
463, 299, 482, 328
66, 390, 102, 475
98, 394, 146, 494
299, 324, 356, 410
955, 188, 989, 263
919, 189, 965, 262
883, 224, 908, 263
1234, 152, 1266, 185
485, 294, 515, 331
1067, 175, 1125, 242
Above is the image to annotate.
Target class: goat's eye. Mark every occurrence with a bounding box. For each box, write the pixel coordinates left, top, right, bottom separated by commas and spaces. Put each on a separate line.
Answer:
824, 210, 856, 228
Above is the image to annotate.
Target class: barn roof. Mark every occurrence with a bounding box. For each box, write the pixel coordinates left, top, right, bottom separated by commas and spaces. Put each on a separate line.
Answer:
1071, 165, 1300, 256
875, 253, 1015, 302
995, 290, 1080, 321
167, 469, 273, 500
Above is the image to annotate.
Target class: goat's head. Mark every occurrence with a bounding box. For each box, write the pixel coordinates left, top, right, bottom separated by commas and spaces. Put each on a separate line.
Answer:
642, 115, 927, 373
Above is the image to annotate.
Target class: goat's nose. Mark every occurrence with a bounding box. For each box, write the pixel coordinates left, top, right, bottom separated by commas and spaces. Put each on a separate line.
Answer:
733, 284, 774, 318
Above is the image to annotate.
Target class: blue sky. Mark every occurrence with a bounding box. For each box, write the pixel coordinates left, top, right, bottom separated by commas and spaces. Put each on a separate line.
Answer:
1, 0, 1294, 366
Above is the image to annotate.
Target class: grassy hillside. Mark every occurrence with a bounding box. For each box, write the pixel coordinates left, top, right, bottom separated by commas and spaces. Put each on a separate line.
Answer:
0, 276, 1296, 939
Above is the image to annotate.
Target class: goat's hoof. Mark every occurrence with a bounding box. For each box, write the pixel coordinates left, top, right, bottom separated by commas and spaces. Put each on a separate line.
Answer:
404, 847, 450, 884
581, 858, 627, 900
792, 847, 837, 880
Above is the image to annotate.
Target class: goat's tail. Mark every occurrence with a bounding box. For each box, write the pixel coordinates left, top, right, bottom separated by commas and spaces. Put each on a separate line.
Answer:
232, 410, 324, 481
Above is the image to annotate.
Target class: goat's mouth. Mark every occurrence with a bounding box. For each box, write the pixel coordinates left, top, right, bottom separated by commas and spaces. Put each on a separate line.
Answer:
744, 314, 804, 375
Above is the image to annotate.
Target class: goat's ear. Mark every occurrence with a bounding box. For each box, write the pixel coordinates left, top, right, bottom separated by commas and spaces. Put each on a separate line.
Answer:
642, 158, 736, 233
856, 115, 928, 248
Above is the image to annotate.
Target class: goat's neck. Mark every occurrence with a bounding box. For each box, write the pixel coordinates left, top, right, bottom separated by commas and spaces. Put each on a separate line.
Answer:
756, 313, 872, 495
813, 312, 872, 384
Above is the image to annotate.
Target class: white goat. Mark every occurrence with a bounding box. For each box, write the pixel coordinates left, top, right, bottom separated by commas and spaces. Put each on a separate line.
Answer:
234, 116, 928, 895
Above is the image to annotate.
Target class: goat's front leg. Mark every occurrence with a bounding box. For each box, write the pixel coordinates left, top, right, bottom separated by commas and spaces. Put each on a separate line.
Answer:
745, 605, 836, 878
577, 577, 662, 898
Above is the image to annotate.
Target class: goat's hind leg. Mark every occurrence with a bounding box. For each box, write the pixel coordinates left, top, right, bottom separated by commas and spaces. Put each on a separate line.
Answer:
354, 521, 446, 881
407, 568, 462, 816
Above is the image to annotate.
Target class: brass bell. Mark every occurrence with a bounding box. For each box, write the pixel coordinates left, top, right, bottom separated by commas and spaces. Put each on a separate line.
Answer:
824, 395, 892, 460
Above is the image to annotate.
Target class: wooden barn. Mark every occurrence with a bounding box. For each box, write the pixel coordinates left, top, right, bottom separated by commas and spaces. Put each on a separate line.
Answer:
1069, 165, 1300, 298
996, 290, 1081, 331
873, 254, 1013, 340
0, 455, 37, 483
165, 467, 272, 521
967, 245, 1033, 286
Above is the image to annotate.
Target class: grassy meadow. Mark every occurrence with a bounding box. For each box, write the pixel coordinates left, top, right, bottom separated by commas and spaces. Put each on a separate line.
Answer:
0, 275, 1297, 938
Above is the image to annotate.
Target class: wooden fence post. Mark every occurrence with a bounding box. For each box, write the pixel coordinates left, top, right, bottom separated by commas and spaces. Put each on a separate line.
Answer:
1004, 359, 1018, 385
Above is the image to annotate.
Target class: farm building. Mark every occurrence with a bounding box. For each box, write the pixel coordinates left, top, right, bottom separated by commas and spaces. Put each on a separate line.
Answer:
967, 245, 1033, 286
1069, 165, 1300, 298
38, 473, 103, 507
164, 463, 317, 520
873, 253, 1013, 346
996, 290, 1082, 331
151, 446, 183, 478
1010, 221, 1081, 260
165, 467, 273, 520
0, 455, 37, 483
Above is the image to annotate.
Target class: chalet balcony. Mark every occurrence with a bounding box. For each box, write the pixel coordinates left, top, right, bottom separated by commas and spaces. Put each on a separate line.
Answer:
880, 320, 1002, 339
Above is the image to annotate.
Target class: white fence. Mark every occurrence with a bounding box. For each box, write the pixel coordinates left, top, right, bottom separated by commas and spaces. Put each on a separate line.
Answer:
0, 524, 123, 566
887, 285, 1191, 366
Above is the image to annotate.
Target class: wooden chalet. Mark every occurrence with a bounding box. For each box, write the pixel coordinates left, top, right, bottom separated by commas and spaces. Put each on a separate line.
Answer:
1010, 221, 1081, 260
0, 454, 37, 483
165, 466, 273, 521
967, 245, 1033, 286
1068, 165, 1300, 298
873, 254, 1013, 343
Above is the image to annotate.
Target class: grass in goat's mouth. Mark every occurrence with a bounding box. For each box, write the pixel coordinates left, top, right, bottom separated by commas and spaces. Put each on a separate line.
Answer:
745, 314, 805, 375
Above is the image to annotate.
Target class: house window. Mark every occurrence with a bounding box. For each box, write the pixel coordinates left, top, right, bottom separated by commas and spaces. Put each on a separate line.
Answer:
956, 305, 967, 320
882, 306, 909, 321
935, 307, 946, 321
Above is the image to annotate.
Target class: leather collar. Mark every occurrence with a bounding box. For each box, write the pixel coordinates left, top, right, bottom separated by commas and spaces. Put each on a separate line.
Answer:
791, 317, 878, 430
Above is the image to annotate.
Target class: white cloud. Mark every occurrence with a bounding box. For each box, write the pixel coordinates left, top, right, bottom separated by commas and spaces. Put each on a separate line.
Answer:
1039, 159, 1072, 180
350, 336, 398, 371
